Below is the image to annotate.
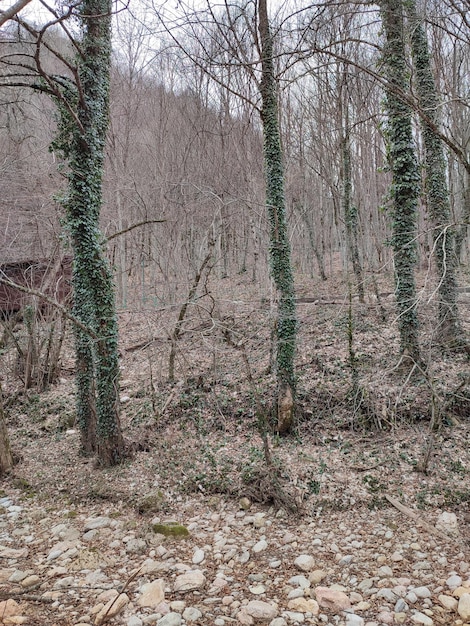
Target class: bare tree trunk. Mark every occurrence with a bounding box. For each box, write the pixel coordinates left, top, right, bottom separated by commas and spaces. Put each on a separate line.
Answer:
168, 239, 214, 381
294, 203, 327, 281
455, 170, 470, 263
0, 384, 13, 476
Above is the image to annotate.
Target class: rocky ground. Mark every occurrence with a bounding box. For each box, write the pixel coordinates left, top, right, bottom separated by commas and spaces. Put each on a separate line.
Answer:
0, 467, 469, 626
1, 270, 469, 626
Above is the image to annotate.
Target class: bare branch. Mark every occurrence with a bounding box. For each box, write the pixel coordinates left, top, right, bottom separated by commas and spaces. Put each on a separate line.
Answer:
0, 0, 33, 27
0, 276, 98, 341
107, 219, 166, 241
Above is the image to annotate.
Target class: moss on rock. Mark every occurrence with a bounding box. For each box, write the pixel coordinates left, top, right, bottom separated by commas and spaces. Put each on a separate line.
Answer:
151, 522, 189, 538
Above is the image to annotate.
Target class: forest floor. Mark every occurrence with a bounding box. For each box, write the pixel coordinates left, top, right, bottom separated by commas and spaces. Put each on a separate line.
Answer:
0, 268, 469, 626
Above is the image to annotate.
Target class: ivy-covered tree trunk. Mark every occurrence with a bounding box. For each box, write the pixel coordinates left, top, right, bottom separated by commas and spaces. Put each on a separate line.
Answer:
56, 0, 124, 465
74, 284, 96, 456
407, 0, 464, 349
258, 0, 297, 434
381, 0, 421, 363
341, 106, 364, 303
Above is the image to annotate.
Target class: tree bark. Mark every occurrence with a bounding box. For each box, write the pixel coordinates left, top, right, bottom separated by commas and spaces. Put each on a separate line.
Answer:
0, 384, 13, 476
380, 0, 421, 363
0, 0, 32, 27
258, 0, 297, 433
341, 102, 364, 303
407, 0, 464, 349
455, 170, 470, 263
53, 0, 125, 465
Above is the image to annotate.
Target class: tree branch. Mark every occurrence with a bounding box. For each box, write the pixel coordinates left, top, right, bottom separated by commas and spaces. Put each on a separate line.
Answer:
0, 276, 98, 341
106, 219, 166, 242
0, 0, 33, 27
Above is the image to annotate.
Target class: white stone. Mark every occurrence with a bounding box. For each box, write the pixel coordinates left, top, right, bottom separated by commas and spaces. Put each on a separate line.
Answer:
253, 514, 266, 529
438, 594, 458, 611
253, 540, 268, 553
294, 555, 315, 572
126, 539, 147, 554
47, 549, 63, 561
83, 530, 98, 542
156, 613, 182, 626
377, 589, 396, 602
20, 574, 40, 588
446, 575, 462, 589
377, 566, 393, 577
309, 570, 327, 585
394, 598, 408, 613
245, 600, 278, 620
435, 512, 459, 536
282, 611, 304, 622
84, 517, 111, 531
410, 611, 433, 625
192, 549, 205, 565
240, 551, 250, 563
182, 607, 202, 622
138, 579, 165, 608
169, 601, 185, 612
53, 576, 75, 589
314, 587, 351, 612
8, 571, 27, 583
345, 616, 365, 626
237, 609, 254, 625
339, 555, 354, 565
413, 587, 431, 599
281, 533, 297, 545
288, 575, 310, 589
458, 593, 470, 620
287, 598, 319, 614
174, 570, 206, 592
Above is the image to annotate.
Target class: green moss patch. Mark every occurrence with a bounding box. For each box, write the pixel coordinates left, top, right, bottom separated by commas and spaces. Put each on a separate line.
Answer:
151, 522, 189, 538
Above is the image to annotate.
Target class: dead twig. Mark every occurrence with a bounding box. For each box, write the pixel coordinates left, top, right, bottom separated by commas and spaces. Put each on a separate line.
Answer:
0, 590, 54, 603
96, 566, 142, 625
385, 494, 451, 540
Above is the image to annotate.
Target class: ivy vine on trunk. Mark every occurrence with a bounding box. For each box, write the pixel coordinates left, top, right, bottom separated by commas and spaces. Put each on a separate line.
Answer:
380, 0, 421, 364
341, 97, 364, 304
51, 0, 125, 466
258, 0, 297, 434
406, 0, 465, 351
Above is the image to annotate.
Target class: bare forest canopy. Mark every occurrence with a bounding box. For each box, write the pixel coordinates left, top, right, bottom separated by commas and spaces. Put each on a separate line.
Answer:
0, 0, 469, 460
0, 0, 467, 307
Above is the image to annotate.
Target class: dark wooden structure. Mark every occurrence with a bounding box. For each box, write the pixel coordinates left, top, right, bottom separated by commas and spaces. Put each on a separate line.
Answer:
0, 256, 72, 317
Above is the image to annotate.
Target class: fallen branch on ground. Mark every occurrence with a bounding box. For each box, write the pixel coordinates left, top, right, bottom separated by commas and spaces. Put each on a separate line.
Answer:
385, 494, 452, 541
